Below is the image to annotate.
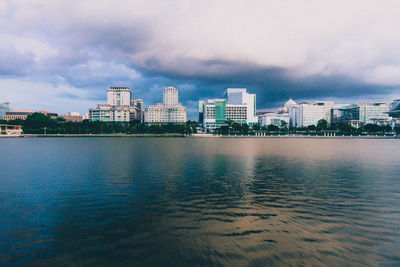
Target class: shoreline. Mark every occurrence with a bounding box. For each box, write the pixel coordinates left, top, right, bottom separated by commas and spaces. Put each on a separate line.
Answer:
0, 133, 397, 139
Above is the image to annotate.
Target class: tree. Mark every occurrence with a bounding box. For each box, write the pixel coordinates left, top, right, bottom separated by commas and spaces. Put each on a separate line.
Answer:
307, 125, 316, 131
253, 123, 261, 131
240, 123, 249, 134
231, 122, 242, 133
216, 126, 229, 135
281, 120, 288, 129
317, 119, 328, 130
364, 124, 382, 133
23, 113, 57, 133
267, 124, 279, 132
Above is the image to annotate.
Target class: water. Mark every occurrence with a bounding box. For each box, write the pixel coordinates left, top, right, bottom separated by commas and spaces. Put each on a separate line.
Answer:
1, 137, 400, 266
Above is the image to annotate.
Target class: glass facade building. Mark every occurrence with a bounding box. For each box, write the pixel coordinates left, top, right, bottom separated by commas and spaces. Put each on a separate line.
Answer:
0, 102, 11, 120
199, 88, 258, 131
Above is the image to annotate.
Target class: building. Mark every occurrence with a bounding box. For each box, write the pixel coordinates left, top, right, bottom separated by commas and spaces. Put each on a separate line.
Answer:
61, 112, 83, 122
3, 110, 59, 121
331, 102, 390, 127
0, 124, 22, 135
258, 113, 289, 127
199, 88, 257, 131
3, 110, 34, 121
358, 103, 390, 125
89, 87, 143, 122
284, 98, 298, 128
107, 87, 132, 106
388, 99, 400, 118
163, 86, 179, 106
0, 102, 11, 120
144, 87, 187, 124
293, 101, 334, 128
37, 111, 58, 119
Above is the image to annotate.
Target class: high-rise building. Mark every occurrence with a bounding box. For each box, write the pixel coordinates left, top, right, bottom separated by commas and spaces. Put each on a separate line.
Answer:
199, 88, 258, 131
163, 87, 179, 106
144, 87, 187, 124
283, 98, 298, 128
107, 87, 132, 106
0, 102, 11, 120
89, 87, 143, 122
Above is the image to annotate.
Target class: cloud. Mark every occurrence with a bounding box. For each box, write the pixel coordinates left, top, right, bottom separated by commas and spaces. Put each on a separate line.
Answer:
1, 0, 400, 119
0, 78, 99, 114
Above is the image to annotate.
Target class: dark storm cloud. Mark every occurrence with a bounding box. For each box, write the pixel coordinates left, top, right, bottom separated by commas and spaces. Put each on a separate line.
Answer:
131, 59, 395, 110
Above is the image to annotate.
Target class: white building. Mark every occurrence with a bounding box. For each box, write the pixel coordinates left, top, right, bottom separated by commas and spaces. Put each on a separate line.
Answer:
89, 87, 143, 122
358, 102, 390, 125
225, 88, 258, 125
199, 88, 258, 131
107, 87, 132, 106
163, 87, 179, 106
258, 113, 289, 127
294, 101, 334, 128
144, 87, 187, 124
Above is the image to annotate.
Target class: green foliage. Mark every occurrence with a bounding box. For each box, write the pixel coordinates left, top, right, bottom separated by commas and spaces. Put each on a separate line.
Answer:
14, 112, 197, 134
317, 119, 328, 130
364, 123, 392, 133
307, 125, 316, 131
215, 121, 251, 135
267, 124, 279, 131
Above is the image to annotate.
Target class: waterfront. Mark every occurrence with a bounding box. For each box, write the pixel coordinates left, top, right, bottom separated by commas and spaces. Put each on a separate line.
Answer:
1, 138, 400, 266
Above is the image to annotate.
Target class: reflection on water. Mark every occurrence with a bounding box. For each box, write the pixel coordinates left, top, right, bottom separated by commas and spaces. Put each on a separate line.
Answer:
1, 138, 400, 266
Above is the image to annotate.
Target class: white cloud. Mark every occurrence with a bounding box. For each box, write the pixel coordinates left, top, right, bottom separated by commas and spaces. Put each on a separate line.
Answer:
0, 33, 57, 60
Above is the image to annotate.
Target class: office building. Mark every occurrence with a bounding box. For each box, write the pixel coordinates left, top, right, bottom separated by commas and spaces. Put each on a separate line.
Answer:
331, 103, 390, 127
293, 101, 334, 128
199, 88, 258, 131
284, 98, 298, 128
330, 102, 390, 127
0, 102, 11, 120
144, 87, 187, 124
3, 110, 58, 121
258, 113, 289, 127
358, 103, 389, 125
3, 110, 34, 121
107, 87, 132, 106
163, 87, 179, 106
61, 112, 83, 122
388, 99, 400, 118
89, 87, 143, 122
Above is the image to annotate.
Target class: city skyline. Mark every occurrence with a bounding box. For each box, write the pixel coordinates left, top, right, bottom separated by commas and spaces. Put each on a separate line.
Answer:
1, 1, 400, 120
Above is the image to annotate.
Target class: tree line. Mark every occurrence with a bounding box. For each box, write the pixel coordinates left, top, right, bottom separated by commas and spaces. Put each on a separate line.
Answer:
2, 114, 398, 135
1, 112, 198, 134
214, 119, 400, 135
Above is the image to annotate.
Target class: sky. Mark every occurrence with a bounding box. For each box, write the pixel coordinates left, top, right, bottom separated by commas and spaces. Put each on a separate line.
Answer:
1, 0, 400, 120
